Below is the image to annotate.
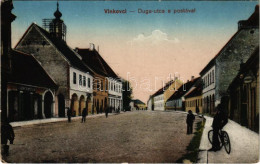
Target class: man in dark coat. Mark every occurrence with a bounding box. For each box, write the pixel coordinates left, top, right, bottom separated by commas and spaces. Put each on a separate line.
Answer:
105, 106, 109, 118
1, 119, 15, 156
67, 108, 72, 123
208, 104, 228, 151
81, 107, 87, 123
186, 110, 195, 134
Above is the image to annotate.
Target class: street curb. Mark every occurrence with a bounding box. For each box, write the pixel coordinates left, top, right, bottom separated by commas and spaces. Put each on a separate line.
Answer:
10, 112, 120, 127
197, 116, 212, 163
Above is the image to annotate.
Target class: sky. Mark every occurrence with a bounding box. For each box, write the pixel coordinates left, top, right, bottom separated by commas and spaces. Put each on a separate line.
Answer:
12, 1, 258, 103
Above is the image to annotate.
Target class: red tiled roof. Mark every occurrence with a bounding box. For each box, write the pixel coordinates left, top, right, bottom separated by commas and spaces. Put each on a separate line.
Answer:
184, 85, 202, 99
76, 48, 118, 78
167, 77, 200, 101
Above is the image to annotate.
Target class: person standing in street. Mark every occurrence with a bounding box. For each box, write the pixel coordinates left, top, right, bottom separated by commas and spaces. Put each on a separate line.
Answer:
1, 119, 15, 156
81, 107, 87, 123
105, 106, 109, 118
186, 110, 195, 134
67, 107, 72, 123
196, 106, 199, 114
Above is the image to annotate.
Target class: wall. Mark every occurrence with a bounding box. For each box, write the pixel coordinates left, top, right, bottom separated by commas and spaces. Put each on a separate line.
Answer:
185, 95, 203, 114
15, 25, 69, 98
216, 28, 259, 102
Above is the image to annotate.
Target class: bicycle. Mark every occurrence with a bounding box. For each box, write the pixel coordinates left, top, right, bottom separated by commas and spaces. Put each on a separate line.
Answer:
208, 129, 231, 154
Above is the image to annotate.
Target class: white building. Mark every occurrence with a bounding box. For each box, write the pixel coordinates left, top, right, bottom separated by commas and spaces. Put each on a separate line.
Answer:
107, 77, 123, 111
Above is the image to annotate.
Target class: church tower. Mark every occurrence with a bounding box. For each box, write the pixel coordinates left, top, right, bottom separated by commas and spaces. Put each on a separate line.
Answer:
48, 2, 66, 41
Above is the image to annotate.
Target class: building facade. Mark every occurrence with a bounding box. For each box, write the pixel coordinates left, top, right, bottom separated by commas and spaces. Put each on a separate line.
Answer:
200, 66, 216, 114
228, 47, 259, 132
166, 77, 199, 111
185, 85, 203, 114
200, 6, 259, 114
76, 47, 122, 113
152, 79, 183, 111
15, 4, 94, 117
7, 50, 57, 121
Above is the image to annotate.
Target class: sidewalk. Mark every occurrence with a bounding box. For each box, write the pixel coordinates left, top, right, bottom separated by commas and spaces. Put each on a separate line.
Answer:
198, 116, 259, 163
10, 112, 120, 127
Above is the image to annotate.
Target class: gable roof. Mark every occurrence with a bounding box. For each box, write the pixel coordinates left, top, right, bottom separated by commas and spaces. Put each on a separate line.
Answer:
76, 48, 118, 78
15, 23, 93, 74
184, 84, 202, 99
200, 5, 259, 76
132, 99, 145, 105
8, 50, 57, 89
151, 80, 176, 97
167, 77, 200, 101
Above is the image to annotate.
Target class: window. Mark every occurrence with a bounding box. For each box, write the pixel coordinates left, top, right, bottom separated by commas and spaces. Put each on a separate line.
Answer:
209, 72, 211, 84
212, 70, 214, 83
88, 78, 90, 88
83, 76, 86, 86
79, 74, 82, 86
101, 80, 103, 91
73, 72, 77, 84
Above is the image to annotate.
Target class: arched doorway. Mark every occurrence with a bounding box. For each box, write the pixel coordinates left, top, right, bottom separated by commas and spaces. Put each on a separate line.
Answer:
44, 91, 53, 118
86, 95, 91, 114
71, 94, 78, 116
97, 99, 100, 114
58, 94, 65, 117
105, 98, 107, 111
79, 95, 85, 116
206, 96, 209, 113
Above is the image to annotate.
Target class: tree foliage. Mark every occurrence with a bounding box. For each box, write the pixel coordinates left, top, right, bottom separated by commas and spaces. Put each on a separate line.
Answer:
122, 80, 132, 110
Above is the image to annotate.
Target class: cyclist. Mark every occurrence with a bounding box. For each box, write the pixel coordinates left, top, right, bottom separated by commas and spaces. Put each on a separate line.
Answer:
208, 104, 228, 152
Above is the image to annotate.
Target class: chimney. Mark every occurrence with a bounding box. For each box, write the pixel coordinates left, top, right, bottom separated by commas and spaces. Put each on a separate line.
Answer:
191, 76, 195, 80
97, 45, 99, 52
90, 43, 95, 51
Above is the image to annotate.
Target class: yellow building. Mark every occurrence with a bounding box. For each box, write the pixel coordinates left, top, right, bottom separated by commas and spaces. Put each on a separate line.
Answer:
77, 47, 112, 114
152, 79, 183, 111
185, 86, 203, 114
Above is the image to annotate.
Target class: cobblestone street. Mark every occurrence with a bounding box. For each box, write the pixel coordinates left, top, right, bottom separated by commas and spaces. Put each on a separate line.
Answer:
4, 111, 201, 163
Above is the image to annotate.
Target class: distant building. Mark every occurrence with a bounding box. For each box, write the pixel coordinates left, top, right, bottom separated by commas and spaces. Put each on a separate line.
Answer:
130, 99, 146, 110
228, 47, 259, 133
152, 79, 183, 111
200, 5, 259, 114
15, 3, 94, 117
147, 96, 153, 110
184, 83, 203, 114
166, 76, 200, 111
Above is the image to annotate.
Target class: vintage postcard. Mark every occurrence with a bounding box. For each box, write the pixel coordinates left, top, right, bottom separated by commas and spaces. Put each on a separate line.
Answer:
1, 0, 259, 163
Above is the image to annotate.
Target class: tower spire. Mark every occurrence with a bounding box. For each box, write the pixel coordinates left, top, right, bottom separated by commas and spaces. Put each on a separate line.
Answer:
54, 1, 62, 19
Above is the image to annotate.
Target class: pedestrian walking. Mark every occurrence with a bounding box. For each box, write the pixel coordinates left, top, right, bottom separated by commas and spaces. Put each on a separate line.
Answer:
105, 107, 109, 118
186, 110, 195, 134
81, 107, 87, 123
67, 107, 72, 123
196, 106, 199, 114
1, 119, 15, 156
208, 104, 228, 152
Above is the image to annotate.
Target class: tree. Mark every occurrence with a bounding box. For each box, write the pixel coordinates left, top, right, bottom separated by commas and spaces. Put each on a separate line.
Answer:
122, 80, 132, 111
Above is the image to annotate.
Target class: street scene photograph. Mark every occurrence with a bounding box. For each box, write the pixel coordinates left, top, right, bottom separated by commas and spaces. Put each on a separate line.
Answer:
1, 0, 259, 163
